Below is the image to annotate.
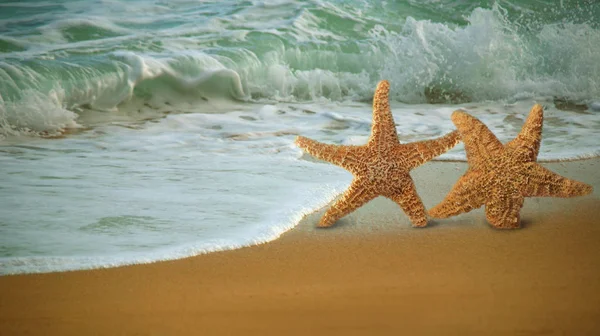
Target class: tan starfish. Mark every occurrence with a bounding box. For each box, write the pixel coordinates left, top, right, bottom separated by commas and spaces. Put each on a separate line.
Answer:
428, 104, 593, 229
295, 80, 460, 228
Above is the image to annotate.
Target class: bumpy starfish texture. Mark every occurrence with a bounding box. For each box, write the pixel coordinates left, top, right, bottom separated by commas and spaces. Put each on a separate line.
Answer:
295, 80, 460, 228
428, 104, 593, 229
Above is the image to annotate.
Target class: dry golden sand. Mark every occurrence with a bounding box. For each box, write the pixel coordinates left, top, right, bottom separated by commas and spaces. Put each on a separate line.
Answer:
1, 159, 599, 335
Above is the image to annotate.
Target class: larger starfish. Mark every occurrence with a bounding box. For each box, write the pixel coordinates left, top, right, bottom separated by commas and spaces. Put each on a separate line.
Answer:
295, 80, 460, 228
429, 104, 593, 229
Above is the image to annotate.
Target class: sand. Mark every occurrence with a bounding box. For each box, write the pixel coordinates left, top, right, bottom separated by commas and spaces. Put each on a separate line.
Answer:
1, 159, 599, 335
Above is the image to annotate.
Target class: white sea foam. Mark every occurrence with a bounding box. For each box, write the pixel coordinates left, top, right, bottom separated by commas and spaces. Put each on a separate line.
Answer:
0, 106, 352, 274
1, 98, 598, 274
2, 3, 599, 137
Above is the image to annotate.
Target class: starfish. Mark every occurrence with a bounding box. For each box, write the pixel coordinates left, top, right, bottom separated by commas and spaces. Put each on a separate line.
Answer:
428, 104, 593, 229
295, 80, 460, 228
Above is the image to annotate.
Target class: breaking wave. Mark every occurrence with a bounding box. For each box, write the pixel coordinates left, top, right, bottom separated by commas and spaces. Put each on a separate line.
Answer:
1, 2, 599, 136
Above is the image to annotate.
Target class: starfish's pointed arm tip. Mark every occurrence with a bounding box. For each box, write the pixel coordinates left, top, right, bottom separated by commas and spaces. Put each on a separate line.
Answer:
451, 110, 478, 131
527, 104, 544, 121
376, 79, 390, 90
448, 129, 461, 142
450, 109, 470, 122
373, 80, 391, 103
529, 104, 544, 121
295, 135, 309, 145
431, 128, 461, 148
294, 135, 315, 152
373, 80, 390, 101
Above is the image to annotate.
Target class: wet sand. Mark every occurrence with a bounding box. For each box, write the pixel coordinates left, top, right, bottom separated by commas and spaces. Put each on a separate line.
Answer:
1, 159, 599, 335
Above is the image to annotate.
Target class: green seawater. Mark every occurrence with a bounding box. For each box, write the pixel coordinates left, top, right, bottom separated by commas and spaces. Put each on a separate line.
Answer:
1, 0, 599, 135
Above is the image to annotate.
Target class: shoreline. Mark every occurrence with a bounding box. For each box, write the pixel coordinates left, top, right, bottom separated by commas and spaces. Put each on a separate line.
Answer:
1, 159, 599, 335
3, 157, 598, 277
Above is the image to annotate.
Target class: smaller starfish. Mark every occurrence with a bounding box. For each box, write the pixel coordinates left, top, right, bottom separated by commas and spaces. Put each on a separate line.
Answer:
296, 80, 460, 228
429, 104, 593, 229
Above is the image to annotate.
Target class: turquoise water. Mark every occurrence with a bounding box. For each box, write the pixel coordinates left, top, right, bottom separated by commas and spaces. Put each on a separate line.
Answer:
1, 0, 599, 274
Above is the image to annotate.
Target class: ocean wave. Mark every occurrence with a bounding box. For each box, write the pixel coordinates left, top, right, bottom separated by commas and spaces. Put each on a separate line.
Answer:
376, 4, 600, 104
40, 17, 133, 44
0, 52, 248, 137
1, 2, 599, 136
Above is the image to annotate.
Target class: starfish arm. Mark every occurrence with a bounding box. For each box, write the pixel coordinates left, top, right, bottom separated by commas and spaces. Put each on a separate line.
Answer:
451, 111, 504, 168
506, 104, 544, 162
398, 130, 461, 168
295, 136, 362, 171
368, 80, 399, 145
485, 191, 524, 229
318, 179, 377, 227
386, 178, 428, 227
428, 169, 486, 219
523, 163, 593, 197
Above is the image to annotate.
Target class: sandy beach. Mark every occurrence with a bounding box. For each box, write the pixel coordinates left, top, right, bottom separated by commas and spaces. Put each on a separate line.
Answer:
1, 159, 599, 335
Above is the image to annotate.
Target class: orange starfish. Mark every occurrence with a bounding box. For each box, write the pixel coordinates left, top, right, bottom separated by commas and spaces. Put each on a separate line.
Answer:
429, 104, 593, 229
295, 80, 460, 228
